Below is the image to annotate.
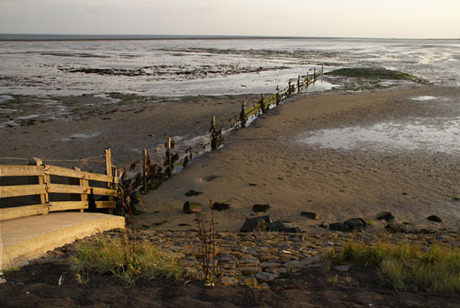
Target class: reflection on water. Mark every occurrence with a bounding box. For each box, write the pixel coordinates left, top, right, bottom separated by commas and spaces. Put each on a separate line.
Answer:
298, 118, 460, 154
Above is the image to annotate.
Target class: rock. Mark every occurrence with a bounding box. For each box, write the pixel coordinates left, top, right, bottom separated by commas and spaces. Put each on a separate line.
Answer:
267, 220, 285, 232
376, 211, 395, 221
301, 211, 319, 220
252, 204, 270, 212
185, 189, 203, 197
240, 216, 271, 232
385, 222, 408, 233
255, 272, 278, 283
220, 276, 239, 286
329, 222, 346, 231
183, 201, 202, 214
212, 202, 230, 211
334, 265, 352, 272
284, 227, 301, 233
426, 215, 442, 223
345, 218, 367, 232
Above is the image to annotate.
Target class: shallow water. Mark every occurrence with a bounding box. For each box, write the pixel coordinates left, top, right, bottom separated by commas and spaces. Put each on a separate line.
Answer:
298, 117, 460, 154
0, 38, 458, 97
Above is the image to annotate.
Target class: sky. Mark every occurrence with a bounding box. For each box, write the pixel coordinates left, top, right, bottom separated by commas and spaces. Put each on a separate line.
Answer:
0, 0, 459, 39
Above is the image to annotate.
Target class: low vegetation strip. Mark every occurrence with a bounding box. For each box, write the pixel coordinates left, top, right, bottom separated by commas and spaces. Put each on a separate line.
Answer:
323, 242, 460, 293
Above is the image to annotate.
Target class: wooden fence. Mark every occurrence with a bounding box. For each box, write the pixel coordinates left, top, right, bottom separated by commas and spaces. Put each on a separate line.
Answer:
0, 149, 118, 221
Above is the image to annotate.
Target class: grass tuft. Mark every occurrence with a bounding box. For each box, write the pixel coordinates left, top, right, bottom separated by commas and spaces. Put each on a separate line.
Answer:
68, 235, 184, 285
323, 242, 460, 293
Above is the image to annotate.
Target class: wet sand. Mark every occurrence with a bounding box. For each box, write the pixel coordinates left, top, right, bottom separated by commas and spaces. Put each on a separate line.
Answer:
136, 85, 460, 232
1, 85, 458, 232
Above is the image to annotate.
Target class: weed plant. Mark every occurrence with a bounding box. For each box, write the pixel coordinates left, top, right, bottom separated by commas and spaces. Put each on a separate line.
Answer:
68, 234, 183, 285
323, 241, 460, 293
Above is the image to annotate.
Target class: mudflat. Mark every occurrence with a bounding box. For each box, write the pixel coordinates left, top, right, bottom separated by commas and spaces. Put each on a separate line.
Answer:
136, 85, 459, 232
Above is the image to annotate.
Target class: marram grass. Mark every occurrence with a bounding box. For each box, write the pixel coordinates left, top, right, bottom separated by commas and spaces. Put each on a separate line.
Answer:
68, 235, 184, 284
324, 242, 460, 293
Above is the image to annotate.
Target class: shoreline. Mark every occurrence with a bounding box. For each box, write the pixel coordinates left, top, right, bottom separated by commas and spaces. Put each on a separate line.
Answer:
1, 85, 458, 232
135, 85, 460, 232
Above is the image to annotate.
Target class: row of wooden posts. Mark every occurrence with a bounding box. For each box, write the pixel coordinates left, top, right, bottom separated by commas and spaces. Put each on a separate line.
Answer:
0, 67, 323, 219
136, 66, 323, 195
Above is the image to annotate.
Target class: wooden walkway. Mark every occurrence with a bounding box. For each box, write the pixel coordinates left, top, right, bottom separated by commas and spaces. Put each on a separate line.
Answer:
0, 212, 125, 270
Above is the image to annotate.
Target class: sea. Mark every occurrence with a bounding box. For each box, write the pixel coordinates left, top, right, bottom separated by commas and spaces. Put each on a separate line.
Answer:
0, 35, 459, 97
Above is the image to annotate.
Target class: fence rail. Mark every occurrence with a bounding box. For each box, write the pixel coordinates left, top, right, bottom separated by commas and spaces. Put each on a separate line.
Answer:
0, 149, 118, 221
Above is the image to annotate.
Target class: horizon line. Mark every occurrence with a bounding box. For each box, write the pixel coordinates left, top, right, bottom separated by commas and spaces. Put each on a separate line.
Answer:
1, 33, 459, 41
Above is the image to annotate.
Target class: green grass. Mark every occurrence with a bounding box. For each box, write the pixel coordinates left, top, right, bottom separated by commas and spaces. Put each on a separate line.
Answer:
323, 242, 460, 293
326, 68, 419, 80
68, 235, 184, 285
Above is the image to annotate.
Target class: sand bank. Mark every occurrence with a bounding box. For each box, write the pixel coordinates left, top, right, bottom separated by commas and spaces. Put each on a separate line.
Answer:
136, 85, 459, 232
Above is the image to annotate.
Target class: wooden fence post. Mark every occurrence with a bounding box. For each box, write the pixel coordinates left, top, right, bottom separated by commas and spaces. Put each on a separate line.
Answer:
321, 64, 324, 74
288, 80, 292, 96
34, 158, 49, 215
297, 75, 301, 93
143, 149, 148, 193
276, 86, 280, 105
313, 67, 317, 82
105, 148, 115, 205
240, 101, 247, 128
165, 137, 172, 177
260, 93, 265, 113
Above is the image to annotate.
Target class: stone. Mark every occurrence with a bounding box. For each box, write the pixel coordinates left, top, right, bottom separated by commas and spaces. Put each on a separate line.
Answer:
284, 227, 301, 233
241, 277, 258, 288
426, 215, 442, 223
185, 189, 203, 197
255, 272, 278, 283
301, 211, 319, 220
212, 202, 230, 211
376, 211, 395, 221
240, 216, 271, 232
334, 265, 352, 272
252, 204, 270, 212
220, 276, 239, 286
239, 267, 262, 275
344, 218, 367, 232
267, 220, 285, 232
183, 201, 202, 214
385, 222, 408, 233
329, 222, 346, 231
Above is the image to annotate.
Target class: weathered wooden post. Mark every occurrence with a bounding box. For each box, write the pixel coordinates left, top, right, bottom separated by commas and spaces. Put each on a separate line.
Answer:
297, 75, 301, 93
143, 149, 148, 193
165, 137, 173, 177
210, 115, 222, 150
105, 148, 115, 206
239, 101, 247, 128
321, 64, 324, 74
313, 67, 317, 82
260, 93, 265, 113
288, 80, 292, 97
34, 157, 49, 215
276, 86, 280, 106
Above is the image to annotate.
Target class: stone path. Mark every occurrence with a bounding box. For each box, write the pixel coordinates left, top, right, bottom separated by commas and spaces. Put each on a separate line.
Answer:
56, 228, 457, 288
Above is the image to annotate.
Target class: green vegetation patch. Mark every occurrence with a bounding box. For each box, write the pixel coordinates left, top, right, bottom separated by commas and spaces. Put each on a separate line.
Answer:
327, 68, 418, 80
323, 242, 460, 293
68, 235, 184, 285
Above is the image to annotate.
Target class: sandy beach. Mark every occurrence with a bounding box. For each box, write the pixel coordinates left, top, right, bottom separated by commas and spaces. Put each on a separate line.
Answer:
1, 85, 459, 232
135, 85, 460, 232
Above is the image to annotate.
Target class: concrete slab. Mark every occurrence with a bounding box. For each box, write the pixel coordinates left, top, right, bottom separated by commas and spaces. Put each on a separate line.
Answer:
0, 212, 125, 270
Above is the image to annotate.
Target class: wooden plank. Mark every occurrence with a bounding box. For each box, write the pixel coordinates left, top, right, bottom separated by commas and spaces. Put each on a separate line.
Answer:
0, 165, 43, 177
47, 183, 88, 195
91, 187, 118, 197
45, 165, 84, 179
0, 184, 46, 198
84, 172, 114, 183
0, 203, 49, 221
49, 201, 87, 212
95, 201, 117, 209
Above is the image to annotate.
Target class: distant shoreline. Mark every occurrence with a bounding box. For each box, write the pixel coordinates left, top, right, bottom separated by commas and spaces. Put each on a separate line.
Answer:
0, 34, 458, 42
